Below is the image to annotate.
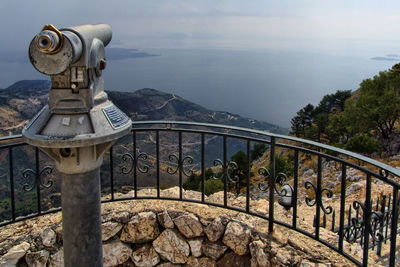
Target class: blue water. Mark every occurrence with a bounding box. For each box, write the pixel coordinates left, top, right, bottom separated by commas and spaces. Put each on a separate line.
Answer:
0, 48, 395, 127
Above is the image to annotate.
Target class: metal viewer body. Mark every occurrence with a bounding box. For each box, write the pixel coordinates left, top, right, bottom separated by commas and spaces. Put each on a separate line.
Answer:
23, 24, 131, 267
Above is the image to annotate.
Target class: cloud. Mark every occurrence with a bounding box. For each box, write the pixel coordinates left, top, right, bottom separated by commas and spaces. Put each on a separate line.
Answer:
1, 0, 400, 53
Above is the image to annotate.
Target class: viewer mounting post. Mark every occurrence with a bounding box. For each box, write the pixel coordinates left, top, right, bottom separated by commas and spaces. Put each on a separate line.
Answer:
23, 24, 131, 266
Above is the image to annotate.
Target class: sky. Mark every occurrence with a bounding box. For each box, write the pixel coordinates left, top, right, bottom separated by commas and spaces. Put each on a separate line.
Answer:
1, 0, 400, 55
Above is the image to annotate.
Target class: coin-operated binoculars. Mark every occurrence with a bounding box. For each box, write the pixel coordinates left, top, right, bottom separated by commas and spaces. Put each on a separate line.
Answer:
23, 24, 131, 267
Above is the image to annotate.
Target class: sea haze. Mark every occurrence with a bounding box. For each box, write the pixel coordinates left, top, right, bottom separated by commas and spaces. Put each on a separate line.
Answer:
0, 48, 395, 127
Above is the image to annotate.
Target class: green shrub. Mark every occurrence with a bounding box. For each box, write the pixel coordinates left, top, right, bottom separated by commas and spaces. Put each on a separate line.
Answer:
251, 143, 268, 160
345, 134, 381, 155
183, 173, 201, 191
183, 168, 215, 192
201, 178, 224, 196
266, 153, 294, 176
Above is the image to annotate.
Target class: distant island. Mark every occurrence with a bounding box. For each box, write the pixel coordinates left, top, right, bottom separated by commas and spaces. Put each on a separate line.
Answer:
371, 54, 400, 62
0, 48, 159, 64
386, 54, 400, 58
106, 48, 159, 60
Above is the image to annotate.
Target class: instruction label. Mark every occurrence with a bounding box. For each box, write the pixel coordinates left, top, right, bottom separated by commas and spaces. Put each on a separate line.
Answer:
102, 105, 130, 129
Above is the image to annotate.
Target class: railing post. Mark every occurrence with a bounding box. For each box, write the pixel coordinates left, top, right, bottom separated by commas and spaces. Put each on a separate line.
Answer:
315, 155, 322, 240
223, 136, 227, 207
156, 131, 160, 198
201, 133, 205, 202
110, 146, 114, 201
292, 149, 298, 228
386, 193, 392, 243
377, 195, 386, 256
35, 147, 41, 215
246, 140, 250, 212
179, 132, 183, 200
269, 137, 275, 233
133, 131, 137, 198
8, 147, 15, 221
339, 163, 351, 252
362, 174, 372, 266
389, 187, 399, 267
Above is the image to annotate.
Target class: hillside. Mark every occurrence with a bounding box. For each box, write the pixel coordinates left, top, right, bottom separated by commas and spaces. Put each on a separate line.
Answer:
290, 64, 400, 157
0, 80, 287, 136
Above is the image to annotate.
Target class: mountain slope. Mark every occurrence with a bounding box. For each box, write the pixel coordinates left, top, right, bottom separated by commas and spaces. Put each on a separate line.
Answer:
107, 88, 285, 132
0, 80, 287, 135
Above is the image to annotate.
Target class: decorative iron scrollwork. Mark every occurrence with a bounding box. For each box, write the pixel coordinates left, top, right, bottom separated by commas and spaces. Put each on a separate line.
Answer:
167, 154, 194, 177
258, 167, 294, 208
121, 152, 149, 174
22, 166, 54, 192
346, 201, 384, 243
258, 168, 290, 195
304, 181, 333, 215
212, 159, 239, 183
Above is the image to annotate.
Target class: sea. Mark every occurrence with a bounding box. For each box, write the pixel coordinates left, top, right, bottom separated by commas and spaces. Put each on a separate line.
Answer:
0, 48, 395, 127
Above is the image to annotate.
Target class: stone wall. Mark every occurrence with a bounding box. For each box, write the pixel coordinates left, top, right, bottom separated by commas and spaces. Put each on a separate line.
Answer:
0, 199, 358, 267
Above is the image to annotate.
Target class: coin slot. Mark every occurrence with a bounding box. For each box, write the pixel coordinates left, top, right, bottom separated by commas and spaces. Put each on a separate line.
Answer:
60, 148, 72, 158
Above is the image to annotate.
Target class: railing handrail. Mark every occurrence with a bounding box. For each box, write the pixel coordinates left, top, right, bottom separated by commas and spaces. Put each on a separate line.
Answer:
132, 120, 400, 183
3, 120, 399, 182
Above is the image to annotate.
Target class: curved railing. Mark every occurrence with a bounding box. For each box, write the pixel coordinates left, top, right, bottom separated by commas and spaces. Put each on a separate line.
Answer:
0, 121, 399, 266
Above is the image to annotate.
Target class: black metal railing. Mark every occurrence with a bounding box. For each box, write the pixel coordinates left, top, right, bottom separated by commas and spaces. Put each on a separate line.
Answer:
0, 121, 399, 266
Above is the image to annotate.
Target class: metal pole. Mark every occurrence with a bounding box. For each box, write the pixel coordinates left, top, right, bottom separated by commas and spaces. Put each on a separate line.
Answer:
61, 168, 103, 267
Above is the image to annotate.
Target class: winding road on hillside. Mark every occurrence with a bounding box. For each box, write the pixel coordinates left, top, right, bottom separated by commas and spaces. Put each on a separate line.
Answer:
154, 94, 177, 110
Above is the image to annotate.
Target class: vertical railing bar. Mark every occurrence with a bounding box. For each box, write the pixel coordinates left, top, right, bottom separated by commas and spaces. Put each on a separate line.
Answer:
360, 219, 364, 247
156, 131, 160, 198
331, 210, 335, 232
35, 147, 41, 215
323, 213, 326, 228
372, 201, 377, 250
179, 131, 183, 200
339, 163, 347, 251
133, 131, 137, 198
348, 204, 352, 226
110, 146, 114, 201
347, 204, 352, 242
371, 201, 376, 250
375, 197, 379, 211
268, 137, 275, 233
292, 149, 299, 229
201, 133, 205, 203
362, 174, 372, 267
9, 147, 15, 221
223, 136, 227, 207
356, 205, 359, 222
315, 155, 322, 240
378, 195, 386, 255
356, 205, 361, 246
385, 194, 391, 244
246, 140, 250, 213
389, 187, 398, 267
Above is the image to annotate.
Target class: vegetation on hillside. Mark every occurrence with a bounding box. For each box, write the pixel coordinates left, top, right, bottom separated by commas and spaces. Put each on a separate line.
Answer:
290, 63, 400, 156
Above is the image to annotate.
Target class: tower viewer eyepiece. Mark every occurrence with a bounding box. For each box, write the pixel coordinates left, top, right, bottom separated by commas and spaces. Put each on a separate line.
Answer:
34, 25, 63, 54
36, 30, 61, 53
